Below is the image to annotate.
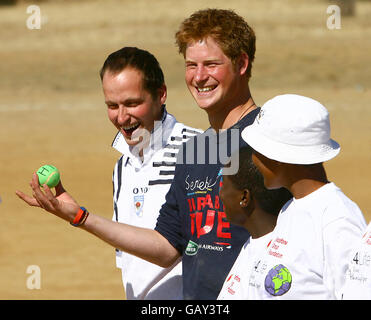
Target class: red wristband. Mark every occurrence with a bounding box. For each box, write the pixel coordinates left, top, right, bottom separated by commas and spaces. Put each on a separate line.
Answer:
70, 207, 89, 227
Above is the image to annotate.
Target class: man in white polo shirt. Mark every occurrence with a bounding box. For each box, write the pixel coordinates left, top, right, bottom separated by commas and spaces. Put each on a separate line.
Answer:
101, 47, 201, 299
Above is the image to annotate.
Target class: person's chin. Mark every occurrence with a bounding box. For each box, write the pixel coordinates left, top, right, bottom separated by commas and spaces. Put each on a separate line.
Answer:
194, 97, 218, 111
124, 136, 141, 147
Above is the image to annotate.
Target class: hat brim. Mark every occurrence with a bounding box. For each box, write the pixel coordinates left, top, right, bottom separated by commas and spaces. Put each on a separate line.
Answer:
241, 126, 340, 165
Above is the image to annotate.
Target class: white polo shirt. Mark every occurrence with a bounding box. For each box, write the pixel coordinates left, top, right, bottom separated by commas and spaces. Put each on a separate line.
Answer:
112, 108, 201, 300
218, 182, 367, 300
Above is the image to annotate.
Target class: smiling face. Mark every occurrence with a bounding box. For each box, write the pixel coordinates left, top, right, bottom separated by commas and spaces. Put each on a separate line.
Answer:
184, 37, 247, 115
103, 68, 166, 148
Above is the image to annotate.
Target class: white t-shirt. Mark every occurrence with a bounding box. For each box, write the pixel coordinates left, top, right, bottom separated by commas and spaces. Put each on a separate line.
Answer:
218, 182, 366, 300
217, 233, 273, 300
342, 221, 371, 299
112, 108, 201, 299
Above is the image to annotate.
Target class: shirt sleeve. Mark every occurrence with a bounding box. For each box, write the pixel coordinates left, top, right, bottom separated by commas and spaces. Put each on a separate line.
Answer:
155, 164, 186, 255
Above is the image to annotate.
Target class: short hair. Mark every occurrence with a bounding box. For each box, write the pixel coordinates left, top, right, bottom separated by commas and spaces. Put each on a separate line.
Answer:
227, 146, 292, 215
99, 47, 165, 99
175, 8, 256, 80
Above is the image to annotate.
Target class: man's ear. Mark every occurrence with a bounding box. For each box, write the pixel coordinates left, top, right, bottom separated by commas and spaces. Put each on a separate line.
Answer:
236, 52, 249, 76
157, 84, 167, 105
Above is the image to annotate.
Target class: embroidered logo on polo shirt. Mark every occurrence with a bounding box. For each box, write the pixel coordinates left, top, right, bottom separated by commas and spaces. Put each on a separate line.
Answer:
264, 264, 292, 296
134, 195, 144, 217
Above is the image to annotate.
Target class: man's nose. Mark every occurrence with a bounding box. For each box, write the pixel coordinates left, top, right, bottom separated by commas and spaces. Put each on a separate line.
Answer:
194, 65, 208, 83
117, 105, 130, 125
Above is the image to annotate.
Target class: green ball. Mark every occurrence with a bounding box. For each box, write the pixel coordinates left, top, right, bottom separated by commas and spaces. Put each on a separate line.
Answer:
36, 165, 60, 188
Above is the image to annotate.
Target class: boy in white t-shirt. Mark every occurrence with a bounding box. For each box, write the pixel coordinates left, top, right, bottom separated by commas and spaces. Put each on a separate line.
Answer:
220, 94, 367, 299
218, 147, 292, 299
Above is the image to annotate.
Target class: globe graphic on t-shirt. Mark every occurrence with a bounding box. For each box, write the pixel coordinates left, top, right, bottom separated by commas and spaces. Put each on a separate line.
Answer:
264, 264, 292, 296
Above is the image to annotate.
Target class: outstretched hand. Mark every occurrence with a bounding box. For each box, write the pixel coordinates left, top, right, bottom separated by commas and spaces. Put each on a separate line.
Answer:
16, 173, 80, 223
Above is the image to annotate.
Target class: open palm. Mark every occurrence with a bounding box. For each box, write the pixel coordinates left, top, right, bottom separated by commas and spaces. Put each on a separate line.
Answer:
16, 173, 80, 223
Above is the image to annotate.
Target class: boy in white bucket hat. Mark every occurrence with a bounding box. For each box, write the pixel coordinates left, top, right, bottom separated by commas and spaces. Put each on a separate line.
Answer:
232, 94, 367, 299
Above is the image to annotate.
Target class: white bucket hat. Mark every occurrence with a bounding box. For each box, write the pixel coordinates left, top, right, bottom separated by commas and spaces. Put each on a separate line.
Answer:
241, 94, 340, 164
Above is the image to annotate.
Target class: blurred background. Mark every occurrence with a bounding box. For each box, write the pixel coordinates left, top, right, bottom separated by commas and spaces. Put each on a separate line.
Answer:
0, 0, 370, 299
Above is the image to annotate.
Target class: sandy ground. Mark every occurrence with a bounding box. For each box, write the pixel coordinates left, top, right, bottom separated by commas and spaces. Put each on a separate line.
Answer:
0, 0, 370, 299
